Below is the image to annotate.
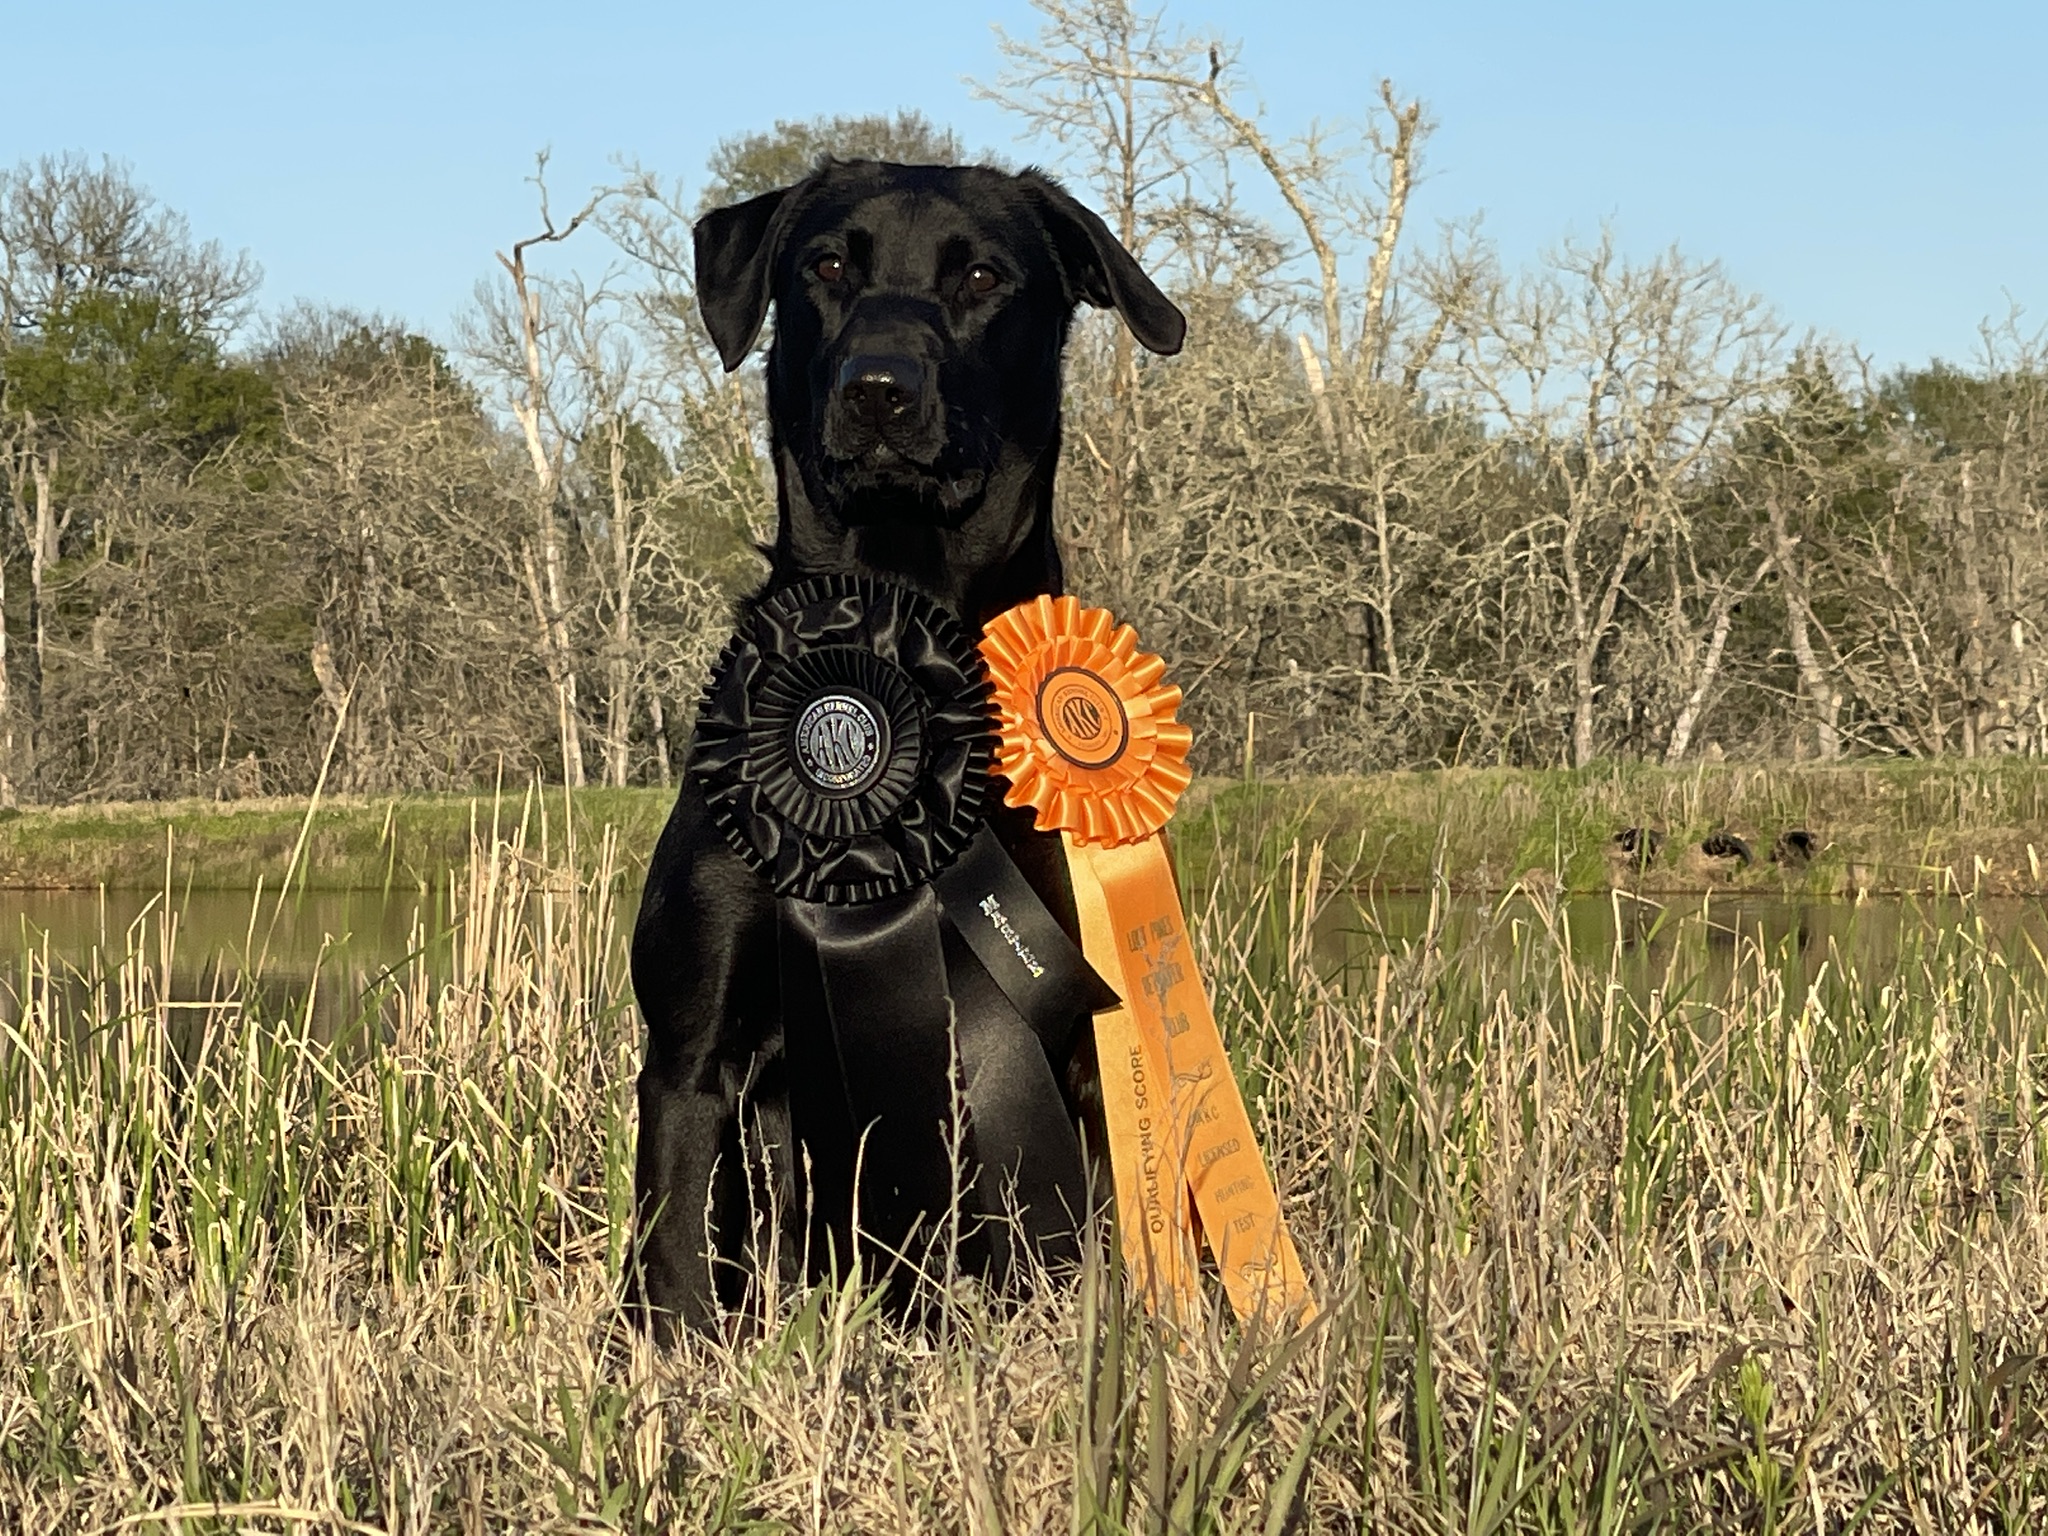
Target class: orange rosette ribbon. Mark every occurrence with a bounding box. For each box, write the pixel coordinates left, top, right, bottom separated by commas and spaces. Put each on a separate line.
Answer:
981, 595, 1313, 1325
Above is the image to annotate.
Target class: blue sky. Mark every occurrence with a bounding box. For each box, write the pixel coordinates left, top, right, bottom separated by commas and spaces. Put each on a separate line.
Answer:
5, 1, 2042, 370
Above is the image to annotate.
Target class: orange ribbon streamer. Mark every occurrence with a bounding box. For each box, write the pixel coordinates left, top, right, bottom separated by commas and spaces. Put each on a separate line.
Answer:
980, 595, 1313, 1324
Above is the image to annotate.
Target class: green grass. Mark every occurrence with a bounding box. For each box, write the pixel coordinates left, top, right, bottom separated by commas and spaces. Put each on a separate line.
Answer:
3, 809, 2048, 1527
4, 760, 2042, 896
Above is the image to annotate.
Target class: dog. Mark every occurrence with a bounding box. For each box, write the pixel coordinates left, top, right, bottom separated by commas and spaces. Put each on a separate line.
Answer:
628, 160, 1185, 1338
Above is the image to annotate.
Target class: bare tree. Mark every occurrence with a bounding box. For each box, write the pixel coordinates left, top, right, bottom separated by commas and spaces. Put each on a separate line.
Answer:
1813, 329, 2048, 757
1158, 57, 1431, 699
1439, 237, 1783, 766
1734, 356, 1869, 760
0, 153, 259, 338
465, 157, 609, 788
980, 0, 1211, 582
263, 315, 559, 793
981, 6, 1486, 763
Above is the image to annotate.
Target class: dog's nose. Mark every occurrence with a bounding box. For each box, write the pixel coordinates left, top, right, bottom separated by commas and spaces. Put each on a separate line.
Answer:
836, 355, 925, 432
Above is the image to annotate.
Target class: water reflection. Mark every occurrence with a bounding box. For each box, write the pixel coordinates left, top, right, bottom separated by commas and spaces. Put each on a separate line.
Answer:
0, 887, 464, 1038
1320, 890, 2048, 998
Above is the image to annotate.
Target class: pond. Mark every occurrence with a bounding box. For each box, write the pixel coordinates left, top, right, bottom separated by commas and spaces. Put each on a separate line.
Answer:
0, 885, 494, 1037
1336, 887, 2048, 978
0, 881, 2041, 1034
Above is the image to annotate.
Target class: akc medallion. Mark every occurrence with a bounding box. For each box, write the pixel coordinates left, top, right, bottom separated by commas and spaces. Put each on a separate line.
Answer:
793, 691, 888, 795
1036, 666, 1129, 769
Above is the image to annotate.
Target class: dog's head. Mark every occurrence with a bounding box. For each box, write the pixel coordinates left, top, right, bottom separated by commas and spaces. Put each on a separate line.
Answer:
693, 161, 1183, 545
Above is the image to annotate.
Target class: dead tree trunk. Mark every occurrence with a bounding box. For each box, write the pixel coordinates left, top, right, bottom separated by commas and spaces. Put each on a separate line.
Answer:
1664, 556, 1770, 764
1766, 493, 1839, 760
1357, 80, 1421, 385
602, 419, 635, 788
0, 421, 24, 804
1564, 507, 1643, 770
1952, 461, 1992, 758
496, 182, 603, 788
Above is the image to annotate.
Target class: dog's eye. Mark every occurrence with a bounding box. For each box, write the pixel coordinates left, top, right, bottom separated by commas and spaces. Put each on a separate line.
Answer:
966, 264, 1001, 295
814, 254, 846, 283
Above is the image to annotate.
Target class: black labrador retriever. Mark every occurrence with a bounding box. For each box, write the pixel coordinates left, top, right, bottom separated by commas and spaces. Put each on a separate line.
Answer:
628, 160, 1185, 1338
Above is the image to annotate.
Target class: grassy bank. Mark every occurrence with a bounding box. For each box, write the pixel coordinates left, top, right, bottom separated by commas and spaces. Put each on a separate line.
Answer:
1176, 758, 2048, 897
1, 759, 2041, 895
0, 784, 672, 892
4, 822, 2048, 1528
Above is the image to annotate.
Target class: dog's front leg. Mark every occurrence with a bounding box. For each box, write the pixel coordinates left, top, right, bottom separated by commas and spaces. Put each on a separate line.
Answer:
627, 777, 781, 1340
631, 1060, 760, 1338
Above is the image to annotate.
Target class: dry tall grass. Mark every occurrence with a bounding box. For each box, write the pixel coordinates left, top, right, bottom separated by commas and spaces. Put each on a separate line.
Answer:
3, 804, 2046, 1531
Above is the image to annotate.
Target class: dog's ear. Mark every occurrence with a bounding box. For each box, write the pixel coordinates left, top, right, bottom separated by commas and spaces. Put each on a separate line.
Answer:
693, 185, 796, 372
1021, 171, 1186, 357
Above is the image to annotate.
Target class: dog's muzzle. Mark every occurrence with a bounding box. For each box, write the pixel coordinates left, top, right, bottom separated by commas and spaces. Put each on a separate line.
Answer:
813, 351, 991, 522
824, 353, 942, 461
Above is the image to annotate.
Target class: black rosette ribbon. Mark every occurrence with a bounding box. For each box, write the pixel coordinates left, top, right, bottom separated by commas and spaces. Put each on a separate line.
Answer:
690, 575, 1116, 1284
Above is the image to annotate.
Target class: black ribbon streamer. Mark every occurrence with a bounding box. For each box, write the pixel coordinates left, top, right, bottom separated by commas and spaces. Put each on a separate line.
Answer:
691, 575, 1115, 1288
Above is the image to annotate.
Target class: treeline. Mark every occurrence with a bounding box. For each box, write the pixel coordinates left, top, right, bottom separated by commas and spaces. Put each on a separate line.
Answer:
1, 1, 2043, 803
0, 158, 756, 801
